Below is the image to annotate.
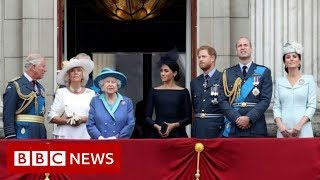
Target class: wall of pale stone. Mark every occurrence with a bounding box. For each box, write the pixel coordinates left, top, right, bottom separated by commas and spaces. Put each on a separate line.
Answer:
0, 0, 55, 138
1, 0, 320, 138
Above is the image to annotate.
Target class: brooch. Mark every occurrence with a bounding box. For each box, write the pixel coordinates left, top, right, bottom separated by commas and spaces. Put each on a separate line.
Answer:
298, 79, 305, 85
21, 127, 26, 134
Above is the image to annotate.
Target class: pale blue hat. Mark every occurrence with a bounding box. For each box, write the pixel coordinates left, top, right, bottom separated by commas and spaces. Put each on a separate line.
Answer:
94, 68, 127, 89
283, 42, 303, 55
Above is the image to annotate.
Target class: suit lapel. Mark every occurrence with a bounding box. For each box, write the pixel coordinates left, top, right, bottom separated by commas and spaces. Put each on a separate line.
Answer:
206, 71, 220, 89
233, 64, 243, 79
246, 63, 257, 79
196, 74, 205, 87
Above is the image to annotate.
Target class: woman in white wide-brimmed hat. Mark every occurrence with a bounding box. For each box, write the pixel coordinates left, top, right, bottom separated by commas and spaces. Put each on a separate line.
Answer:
48, 58, 96, 139
86, 68, 135, 139
273, 42, 317, 138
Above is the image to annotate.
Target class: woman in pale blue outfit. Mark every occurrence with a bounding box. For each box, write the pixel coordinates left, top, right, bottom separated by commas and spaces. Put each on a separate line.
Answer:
86, 68, 135, 139
273, 42, 317, 138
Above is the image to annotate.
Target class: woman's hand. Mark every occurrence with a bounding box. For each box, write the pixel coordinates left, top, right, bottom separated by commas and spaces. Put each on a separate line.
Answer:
161, 122, 180, 138
292, 123, 303, 137
154, 124, 163, 136
276, 120, 292, 138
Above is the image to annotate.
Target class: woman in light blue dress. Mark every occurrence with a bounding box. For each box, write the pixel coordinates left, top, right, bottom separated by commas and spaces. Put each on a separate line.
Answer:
273, 42, 317, 138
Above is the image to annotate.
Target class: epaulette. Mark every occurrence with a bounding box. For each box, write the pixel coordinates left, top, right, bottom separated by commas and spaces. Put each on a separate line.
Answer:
8, 76, 20, 82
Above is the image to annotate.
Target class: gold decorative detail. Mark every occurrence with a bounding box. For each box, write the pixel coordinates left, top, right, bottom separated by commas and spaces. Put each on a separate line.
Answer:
44, 173, 50, 180
194, 143, 204, 180
93, 0, 168, 21
222, 70, 242, 104
13, 81, 38, 114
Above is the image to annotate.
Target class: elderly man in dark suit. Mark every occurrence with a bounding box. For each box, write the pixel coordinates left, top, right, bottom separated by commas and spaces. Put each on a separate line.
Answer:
190, 45, 224, 138
218, 37, 272, 137
3, 52, 47, 139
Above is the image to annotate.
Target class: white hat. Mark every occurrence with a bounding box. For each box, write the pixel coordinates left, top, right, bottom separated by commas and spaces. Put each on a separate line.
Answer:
283, 42, 303, 55
56, 58, 94, 85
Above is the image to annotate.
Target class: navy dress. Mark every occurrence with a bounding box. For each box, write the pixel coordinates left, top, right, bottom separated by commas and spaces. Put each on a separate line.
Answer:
145, 88, 192, 138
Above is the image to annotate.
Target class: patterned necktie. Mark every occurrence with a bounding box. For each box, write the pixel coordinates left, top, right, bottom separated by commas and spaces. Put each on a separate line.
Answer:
242, 66, 247, 77
205, 74, 210, 84
203, 74, 210, 88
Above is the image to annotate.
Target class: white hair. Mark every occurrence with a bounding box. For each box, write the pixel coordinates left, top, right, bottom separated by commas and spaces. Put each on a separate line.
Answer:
24, 53, 44, 69
98, 77, 122, 92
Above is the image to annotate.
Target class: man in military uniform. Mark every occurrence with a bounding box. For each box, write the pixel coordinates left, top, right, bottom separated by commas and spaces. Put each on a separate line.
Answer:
3, 52, 47, 139
191, 45, 224, 138
219, 37, 272, 137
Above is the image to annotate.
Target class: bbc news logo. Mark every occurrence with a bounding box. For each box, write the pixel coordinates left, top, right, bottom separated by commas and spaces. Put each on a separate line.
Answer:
14, 151, 66, 166
6, 142, 121, 173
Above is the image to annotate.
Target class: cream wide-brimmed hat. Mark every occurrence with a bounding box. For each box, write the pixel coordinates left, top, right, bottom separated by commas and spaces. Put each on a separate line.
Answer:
56, 58, 94, 85
283, 42, 303, 55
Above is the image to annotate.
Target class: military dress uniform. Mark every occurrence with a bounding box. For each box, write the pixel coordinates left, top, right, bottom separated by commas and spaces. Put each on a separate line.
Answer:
3, 75, 46, 139
218, 63, 272, 137
191, 70, 224, 138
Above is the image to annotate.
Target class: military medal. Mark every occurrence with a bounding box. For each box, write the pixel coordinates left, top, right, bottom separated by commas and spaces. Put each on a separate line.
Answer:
252, 73, 260, 86
203, 82, 207, 88
252, 73, 260, 96
40, 88, 45, 96
211, 84, 219, 96
211, 98, 218, 105
252, 87, 260, 96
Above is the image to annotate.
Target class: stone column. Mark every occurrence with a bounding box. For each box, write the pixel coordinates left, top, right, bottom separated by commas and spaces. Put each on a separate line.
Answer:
250, 0, 320, 136
22, 0, 55, 138
198, 0, 231, 72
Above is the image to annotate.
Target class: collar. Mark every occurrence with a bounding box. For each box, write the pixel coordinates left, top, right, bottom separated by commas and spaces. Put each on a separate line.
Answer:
239, 61, 253, 71
99, 92, 124, 117
204, 68, 216, 78
24, 72, 34, 82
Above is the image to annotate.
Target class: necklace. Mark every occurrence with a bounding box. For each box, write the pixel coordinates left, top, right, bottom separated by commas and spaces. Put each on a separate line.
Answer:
69, 86, 82, 93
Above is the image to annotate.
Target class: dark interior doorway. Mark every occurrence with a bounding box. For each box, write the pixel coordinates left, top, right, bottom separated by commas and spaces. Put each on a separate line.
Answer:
66, 0, 186, 57
64, 0, 187, 123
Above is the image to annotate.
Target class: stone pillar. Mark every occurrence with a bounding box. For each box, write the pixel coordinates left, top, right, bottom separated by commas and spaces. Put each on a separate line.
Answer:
22, 0, 55, 138
250, 0, 320, 136
198, 0, 231, 72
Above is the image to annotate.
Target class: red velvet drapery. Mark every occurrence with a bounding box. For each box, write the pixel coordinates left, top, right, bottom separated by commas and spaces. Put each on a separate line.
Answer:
0, 138, 319, 180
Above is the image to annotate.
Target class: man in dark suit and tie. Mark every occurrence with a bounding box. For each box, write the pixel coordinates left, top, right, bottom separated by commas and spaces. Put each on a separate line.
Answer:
190, 45, 224, 138
218, 37, 272, 137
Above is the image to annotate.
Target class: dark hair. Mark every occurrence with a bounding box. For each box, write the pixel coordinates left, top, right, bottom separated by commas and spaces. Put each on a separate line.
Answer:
160, 61, 180, 81
158, 48, 180, 81
282, 53, 301, 73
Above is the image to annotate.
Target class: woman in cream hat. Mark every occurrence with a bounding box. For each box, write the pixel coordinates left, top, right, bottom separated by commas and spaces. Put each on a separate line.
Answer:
48, 58, 96, 139
273, 42, 317, 138
86, 68, 135, 139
